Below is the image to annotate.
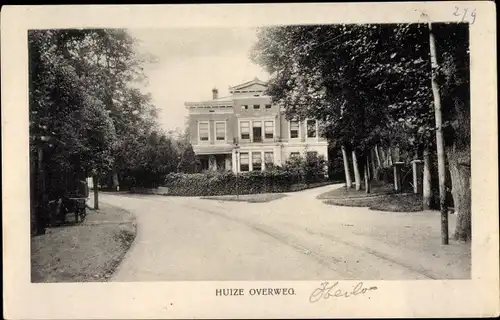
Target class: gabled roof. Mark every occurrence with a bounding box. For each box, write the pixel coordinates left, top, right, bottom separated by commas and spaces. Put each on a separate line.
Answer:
228, 77, 268, 92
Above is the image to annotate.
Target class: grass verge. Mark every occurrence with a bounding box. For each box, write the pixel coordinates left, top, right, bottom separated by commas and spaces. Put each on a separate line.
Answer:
31, 203, 136, 282
324, 193, 423, 212
201, 193, 288, 203
317, 180, 394, 200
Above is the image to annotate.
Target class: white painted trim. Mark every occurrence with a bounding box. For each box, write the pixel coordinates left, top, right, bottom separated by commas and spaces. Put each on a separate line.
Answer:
239, 118, 276, 143
214, 120, 227, 143
198, 120, 210, 143
281, 141, 328, 147
263, 119, 275, 141
238, 119, 251, 142
288, 119, 301, 141
189, 109, 234, 115
239, 151, 250, 172
236, 149, 278, 171
239, 116, 275, 122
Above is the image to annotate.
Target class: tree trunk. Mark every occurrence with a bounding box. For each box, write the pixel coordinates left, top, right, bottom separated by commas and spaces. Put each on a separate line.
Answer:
387, 147, 393, 166
93, 174, 99, 210
341, 145, 353, 188
364, 154, 371, 194
380, 147, 387, 168
429, 22, 449, 245
352, 150, 361, 191
394, 147, 401, 162
375, 145, 382, 168
422, 148, 432, 210
371, 148, 378, 180
447, 147, 471, 242
112, 170, 119, 191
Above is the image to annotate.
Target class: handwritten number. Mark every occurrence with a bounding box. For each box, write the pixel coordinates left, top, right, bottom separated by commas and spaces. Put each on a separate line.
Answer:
453, 7, 477, 24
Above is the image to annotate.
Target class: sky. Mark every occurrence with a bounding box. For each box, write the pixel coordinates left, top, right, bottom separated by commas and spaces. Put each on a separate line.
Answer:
128, 27, 270, 133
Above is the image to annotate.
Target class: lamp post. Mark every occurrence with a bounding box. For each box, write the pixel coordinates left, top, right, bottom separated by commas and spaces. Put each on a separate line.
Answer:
234, 142, 240, 199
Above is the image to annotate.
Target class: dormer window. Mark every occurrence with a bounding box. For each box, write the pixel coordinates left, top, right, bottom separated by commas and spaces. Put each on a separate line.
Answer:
265, 104, 272, 109
253, 104, 260, 110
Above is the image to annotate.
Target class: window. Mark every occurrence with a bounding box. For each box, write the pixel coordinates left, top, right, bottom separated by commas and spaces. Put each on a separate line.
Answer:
264, 121, 274, 139
253, 104, 260, 110
264, 152, 274, 170
265, 104, 272, 109
252, 152, 262, 171
252, 121, 262, 142
215, 122, 225, 141
240, 121, 250, 140
241, 105, 248, 110
307, 120, 317, 138
290, 120, 299, 139
199, 122, 209, 141
290, 152, 300, 159
240, 153, 249, 172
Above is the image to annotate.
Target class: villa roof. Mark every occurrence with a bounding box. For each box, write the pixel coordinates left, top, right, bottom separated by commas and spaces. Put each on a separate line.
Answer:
228, 77, 268, 91
184, 78, 270, 107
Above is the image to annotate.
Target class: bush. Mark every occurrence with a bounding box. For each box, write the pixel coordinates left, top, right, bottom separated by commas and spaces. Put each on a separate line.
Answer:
282, 153, 328, 184
162, 167, 327, 197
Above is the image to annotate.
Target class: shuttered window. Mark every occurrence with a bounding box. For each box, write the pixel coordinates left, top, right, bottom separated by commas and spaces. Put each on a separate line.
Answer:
199, 122, 209, 141
252, 152, 262, 171
264, 121, 274, 139
290, 121, 299, 138
240, 121, 250, 140
240, 153, 249, 172
215, 122, 225, 141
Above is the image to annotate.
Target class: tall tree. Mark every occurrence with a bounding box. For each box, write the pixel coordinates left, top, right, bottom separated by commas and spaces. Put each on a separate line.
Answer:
252, 23, 471, 242
428, 23, 449, 244
434, 23, 471, 242
29, 28, 160, 212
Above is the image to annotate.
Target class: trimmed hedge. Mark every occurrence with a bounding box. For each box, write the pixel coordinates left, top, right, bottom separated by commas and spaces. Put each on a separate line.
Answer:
163, 170, 327, 197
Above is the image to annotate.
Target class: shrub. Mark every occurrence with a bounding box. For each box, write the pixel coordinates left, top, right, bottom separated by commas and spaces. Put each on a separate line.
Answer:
282, 153, 328, 184
162, 168, 326, 197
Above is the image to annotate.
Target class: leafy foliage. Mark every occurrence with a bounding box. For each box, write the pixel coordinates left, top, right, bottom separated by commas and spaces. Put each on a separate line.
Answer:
251, 24, 437, 154
29, 29, 191, 196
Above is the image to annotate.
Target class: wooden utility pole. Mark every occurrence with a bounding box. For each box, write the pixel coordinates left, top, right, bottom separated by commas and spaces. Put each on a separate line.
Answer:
428, 22, 449, 245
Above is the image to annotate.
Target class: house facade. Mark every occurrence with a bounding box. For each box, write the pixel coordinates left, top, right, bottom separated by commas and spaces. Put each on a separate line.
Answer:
185, 78, 328, 173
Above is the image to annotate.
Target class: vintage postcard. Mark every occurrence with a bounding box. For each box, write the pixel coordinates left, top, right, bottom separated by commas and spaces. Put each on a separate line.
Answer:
2, 2, 498, 319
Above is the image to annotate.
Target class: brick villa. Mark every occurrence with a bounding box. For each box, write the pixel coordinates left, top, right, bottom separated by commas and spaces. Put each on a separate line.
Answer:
185, 78, 328, 172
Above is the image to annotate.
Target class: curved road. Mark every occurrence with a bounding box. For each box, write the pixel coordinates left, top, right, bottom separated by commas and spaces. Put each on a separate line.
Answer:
98, 185, 470, 281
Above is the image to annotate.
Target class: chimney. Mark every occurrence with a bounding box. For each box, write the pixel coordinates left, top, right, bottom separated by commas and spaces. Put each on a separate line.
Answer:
212, 87, 218, 100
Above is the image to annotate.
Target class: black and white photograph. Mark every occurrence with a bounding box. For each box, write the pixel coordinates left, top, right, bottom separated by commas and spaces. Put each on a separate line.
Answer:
2, 3, 498, 319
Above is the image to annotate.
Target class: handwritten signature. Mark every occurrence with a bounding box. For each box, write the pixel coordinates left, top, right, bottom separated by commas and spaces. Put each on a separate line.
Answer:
309, 281, 378, 303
